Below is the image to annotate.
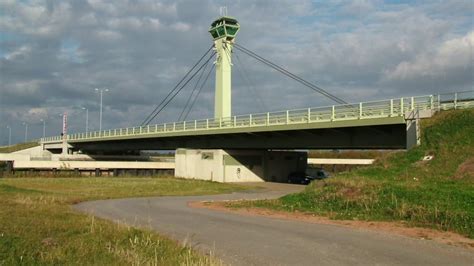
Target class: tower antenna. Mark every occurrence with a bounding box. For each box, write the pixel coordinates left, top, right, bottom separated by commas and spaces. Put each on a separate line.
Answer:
220, 6, 228, 16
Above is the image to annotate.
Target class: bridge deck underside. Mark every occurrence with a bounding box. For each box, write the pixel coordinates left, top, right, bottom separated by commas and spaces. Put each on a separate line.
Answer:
70, 120, 408, 152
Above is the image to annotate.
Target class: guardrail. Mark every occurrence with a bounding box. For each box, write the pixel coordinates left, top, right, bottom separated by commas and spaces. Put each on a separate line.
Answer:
41, 90, 474, 143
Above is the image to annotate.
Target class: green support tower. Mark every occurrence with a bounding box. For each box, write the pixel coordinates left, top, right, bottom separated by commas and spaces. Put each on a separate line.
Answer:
209, 16, 240, 120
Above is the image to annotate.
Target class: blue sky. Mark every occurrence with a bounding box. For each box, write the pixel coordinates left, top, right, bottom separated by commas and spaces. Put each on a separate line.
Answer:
0, 0, 473, 144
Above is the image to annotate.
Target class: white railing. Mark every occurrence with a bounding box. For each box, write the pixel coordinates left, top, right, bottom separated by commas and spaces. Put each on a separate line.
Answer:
41, 90, 474, 143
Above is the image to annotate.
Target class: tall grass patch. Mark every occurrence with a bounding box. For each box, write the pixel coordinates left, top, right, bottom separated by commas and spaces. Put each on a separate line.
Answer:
0, 177, 247, 264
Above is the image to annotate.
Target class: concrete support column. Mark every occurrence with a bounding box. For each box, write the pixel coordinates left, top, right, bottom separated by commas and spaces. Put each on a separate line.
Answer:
214, 38, 233, 119
61, 140, 68, 156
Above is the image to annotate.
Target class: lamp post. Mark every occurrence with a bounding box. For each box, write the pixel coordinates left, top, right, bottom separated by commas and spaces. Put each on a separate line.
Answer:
40, 119, 46, 138
82, 107, 89, 133
59, 112, 67, 139
6, 125, 11, 146
22, 122, 28, 142
95, 88, 109, 132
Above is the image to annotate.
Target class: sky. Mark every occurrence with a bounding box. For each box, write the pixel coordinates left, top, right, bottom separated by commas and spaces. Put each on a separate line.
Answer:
0, 0, 473, 144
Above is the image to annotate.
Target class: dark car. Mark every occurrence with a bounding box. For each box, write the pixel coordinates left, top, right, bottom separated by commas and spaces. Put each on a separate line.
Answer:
287, 169, 329, 184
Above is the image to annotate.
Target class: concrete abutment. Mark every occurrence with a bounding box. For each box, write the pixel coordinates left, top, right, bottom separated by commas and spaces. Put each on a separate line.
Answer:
175, 149, 307, 183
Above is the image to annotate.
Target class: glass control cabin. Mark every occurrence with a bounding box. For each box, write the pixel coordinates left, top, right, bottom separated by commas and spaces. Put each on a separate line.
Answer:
209, 16, 240, 41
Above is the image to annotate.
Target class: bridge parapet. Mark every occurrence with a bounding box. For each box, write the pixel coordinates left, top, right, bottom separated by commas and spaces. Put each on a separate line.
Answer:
40, 90, 473, 144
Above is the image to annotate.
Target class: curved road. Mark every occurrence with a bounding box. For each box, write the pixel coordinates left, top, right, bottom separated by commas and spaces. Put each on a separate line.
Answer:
75, 183, 473, 265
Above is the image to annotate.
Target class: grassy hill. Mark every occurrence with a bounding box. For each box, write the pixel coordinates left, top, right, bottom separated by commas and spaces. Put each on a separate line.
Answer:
230, 109, 474, 238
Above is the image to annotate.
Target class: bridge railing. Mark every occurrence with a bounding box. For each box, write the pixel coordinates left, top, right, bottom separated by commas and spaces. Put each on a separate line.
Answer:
41, 90, 474, 143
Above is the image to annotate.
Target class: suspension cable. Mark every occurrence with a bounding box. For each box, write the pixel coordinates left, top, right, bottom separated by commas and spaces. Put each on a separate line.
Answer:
141, 45, 214, 125
178, 56, 211, 121
231, 48, 268, 112
143, 51, 216, 125
234, 43, 347, 105
183, 63, 215, 121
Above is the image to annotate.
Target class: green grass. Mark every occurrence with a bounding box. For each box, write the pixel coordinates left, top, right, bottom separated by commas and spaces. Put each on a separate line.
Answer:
0, 177, 249, 265
228, 109, 474, 238
0, 142, 39, 153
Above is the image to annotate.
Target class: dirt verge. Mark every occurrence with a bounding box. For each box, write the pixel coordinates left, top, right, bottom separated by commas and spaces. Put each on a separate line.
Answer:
189, 200, 474, 250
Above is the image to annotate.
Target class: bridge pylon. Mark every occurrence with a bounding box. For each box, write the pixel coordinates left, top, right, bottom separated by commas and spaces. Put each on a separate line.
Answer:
209, 16, 240, 119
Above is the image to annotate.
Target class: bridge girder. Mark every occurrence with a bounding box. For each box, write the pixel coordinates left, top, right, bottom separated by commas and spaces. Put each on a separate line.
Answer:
67, 123, 408, 154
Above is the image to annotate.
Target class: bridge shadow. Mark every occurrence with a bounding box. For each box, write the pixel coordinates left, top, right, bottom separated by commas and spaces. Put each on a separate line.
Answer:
222, 150, 307, 183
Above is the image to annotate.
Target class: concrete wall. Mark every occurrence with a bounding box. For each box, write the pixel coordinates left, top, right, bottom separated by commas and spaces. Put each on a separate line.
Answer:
175, 149, 224, 182
1, 146, 175, 171
12, 160, 174, 170
406, 119, 419, 149
175, 149, 307, 183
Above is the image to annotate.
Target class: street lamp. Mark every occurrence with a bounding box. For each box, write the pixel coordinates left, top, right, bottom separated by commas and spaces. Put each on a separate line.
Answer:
81, 107, 89, 133
6, 125, 11, 146
40, 119, 46, 138
59, 113, 67, 138
22, 122, 28, 142
95, 88, 109, 132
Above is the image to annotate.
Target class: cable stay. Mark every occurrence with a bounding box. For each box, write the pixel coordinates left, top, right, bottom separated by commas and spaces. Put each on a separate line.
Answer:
178, 56, 211, 121
142, 48, 216, 125
234, 43, 348, 105
182, 63, 215, 121
225, 46, 268, 113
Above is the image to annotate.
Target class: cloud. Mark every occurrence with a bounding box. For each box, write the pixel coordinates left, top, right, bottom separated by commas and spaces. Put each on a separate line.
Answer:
0, 0, 473, 144
382, 31, 474, 92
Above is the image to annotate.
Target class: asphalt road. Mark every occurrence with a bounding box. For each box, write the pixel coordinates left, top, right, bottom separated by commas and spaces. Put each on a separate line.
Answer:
75, 183, 474, 265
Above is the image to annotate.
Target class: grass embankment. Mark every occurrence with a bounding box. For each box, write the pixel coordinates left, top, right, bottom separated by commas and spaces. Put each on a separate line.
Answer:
0, 142, 39, 153
0, 177, 248, 265
228, 109, 474, 238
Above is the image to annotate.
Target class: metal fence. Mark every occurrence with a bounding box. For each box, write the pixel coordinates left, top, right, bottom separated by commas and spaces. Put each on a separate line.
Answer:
41, 90, 474, 143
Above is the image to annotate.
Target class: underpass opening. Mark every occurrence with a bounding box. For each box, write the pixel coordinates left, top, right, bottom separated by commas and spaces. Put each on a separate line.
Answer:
175, 149, 307, 183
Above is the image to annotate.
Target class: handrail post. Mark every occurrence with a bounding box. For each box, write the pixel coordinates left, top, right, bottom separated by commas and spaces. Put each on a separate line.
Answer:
234, 116, 237, 127
359, 102, 363, 119
139, 127, 142, 134
267, 112, 270, 125
147, 125, 150, 133
454, 92, 458, 109
249, 114, 252, 126
194, 120, 197, 130
286, 110, 289, 124
411, 96, 415, 111
429, 95, 433, 110
183, 121, 186, 130
155, 124, 158, 132
173, 122, 176, 131
400, 98, 404, 115
219, 117, 222, 128
164, 123, 167, 132
307, 108, 311, 122
206, 119, 209, 129
390, 99, 394, 116
437, 94, 441, 111
331, 105, 335, 121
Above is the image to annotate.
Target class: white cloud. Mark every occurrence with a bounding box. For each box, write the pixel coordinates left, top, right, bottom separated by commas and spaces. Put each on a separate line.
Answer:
94, 29, 122, 41
4, 45, 32, 60
107, 17, 143, 30
171, 22, 190, 32
1, 0, 473, 143
384, 31, 474, 82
